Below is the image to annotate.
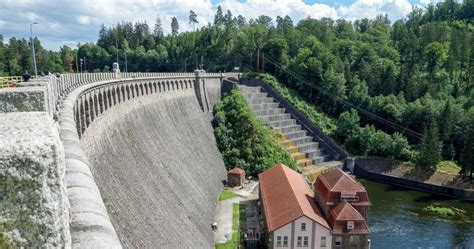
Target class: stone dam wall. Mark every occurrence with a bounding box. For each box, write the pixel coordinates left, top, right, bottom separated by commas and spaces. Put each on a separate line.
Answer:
80, 89, 227, 248
0, 72, 236, 248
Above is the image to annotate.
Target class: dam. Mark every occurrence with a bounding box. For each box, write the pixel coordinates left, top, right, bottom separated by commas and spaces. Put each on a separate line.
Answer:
0, 71, 237, 248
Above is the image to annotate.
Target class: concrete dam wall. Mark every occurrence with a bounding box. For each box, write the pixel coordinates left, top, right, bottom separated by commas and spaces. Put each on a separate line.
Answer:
80, 86, 227, 247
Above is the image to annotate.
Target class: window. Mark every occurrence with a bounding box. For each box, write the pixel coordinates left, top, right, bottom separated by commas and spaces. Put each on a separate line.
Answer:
297, 236, 302, 247
303, 236, 308, 247
277, 236, 282, 247
321, 236, 327, 247
335, 236, 342, 247
301, 222, 306, 231
350, 235, 360, 245
283, 236, 288, 247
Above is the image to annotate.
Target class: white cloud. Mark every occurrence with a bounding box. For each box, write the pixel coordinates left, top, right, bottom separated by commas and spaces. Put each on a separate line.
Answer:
77, 15, 91, 25
338, 0, 412, 21
20, 11, 40, 22
0, 0, 426, 50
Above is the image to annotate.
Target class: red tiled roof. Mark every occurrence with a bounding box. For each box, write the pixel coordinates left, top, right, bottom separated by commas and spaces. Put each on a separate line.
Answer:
329, 202, 369, 235
330, 201, 365, 221
317, 168, 366, 196
228, 167, 246, 176
258, 163, 330, 232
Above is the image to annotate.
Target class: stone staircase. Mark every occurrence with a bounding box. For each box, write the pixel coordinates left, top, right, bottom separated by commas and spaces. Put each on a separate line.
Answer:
239, 85, 343, 182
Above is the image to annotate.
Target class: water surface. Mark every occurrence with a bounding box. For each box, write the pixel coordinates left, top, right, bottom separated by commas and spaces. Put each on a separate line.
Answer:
360, 179, 474, 249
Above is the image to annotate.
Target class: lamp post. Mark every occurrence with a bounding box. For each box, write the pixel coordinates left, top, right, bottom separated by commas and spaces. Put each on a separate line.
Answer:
30, 22, 39, 78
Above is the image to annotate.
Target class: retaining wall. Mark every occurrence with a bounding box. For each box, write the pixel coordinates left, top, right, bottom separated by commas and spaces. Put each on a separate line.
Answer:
354, 158, 474, 200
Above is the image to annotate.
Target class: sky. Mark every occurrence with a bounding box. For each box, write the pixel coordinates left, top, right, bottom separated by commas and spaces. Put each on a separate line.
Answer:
0, 0, 441, 51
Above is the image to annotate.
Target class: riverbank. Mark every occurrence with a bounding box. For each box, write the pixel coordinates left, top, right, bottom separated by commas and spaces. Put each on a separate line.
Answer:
354, 157, 474, 200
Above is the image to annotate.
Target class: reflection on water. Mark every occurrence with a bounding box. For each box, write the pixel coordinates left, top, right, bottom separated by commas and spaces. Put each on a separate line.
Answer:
359, 179, 474, 249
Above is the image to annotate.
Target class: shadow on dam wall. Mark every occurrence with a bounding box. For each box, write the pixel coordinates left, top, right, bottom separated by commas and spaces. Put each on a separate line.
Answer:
80, 88, 227, 248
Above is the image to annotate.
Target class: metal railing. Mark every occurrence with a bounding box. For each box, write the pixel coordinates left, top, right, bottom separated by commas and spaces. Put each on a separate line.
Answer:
0, 76, 24, 88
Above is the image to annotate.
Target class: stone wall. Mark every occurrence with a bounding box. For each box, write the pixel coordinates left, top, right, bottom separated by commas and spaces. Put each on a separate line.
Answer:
80, 89, 227, 248
0, 112, 70, 248
0, 87, 47, 113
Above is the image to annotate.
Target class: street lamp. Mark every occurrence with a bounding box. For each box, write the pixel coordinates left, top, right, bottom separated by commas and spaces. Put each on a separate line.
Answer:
30, 22, 39, 78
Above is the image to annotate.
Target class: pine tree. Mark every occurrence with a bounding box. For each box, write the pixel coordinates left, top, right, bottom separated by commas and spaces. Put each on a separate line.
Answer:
439, 98, 455, 159
189, 10, 198, 31
153, 15, 164, 40
460, 107, 474, 181
214, 5, 224, 26
418, 121, 442, 170
171, 17, 179, 36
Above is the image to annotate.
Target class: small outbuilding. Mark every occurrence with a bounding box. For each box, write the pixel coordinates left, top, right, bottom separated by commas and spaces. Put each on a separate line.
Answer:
227, 167, 246, 187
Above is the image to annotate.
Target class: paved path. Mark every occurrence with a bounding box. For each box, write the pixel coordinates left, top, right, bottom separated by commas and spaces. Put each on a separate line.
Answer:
214, 196, 244, 244
214, 181, 260, 244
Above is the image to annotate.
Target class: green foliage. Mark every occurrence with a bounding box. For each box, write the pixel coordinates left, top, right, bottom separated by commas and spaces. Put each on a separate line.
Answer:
418, 121, 442, 169
337, 109, 414, 160
254, 73, 336, 134
460, 107, 474, 180
213, 90, 296, 175
423, 205, 466, 218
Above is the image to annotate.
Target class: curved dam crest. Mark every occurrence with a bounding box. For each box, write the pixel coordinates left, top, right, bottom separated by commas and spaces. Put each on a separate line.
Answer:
80, 89, 227, 248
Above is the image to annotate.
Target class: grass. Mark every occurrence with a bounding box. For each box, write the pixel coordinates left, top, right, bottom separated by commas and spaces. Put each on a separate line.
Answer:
218, 188, 239, 201
424, 205, 466, 218
436, 161, 461, 176
239, 204, 247, 221
215, 203, 242, 249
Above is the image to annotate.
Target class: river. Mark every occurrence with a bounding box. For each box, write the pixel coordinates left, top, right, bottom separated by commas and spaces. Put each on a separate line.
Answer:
360, 179, 474, 249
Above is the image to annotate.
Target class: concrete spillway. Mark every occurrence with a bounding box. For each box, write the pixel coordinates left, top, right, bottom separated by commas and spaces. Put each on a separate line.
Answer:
80, 89, 227, 248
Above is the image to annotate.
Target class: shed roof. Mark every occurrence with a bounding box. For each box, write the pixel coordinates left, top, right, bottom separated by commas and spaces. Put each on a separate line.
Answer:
228, 167, 246, 177
259, 163, 330, 232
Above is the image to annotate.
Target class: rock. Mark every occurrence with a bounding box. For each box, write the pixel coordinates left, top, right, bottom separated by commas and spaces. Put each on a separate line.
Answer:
0, 112, 70, 248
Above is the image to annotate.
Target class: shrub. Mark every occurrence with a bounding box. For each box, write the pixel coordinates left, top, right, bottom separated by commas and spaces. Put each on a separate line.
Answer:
213, 90, 297, 175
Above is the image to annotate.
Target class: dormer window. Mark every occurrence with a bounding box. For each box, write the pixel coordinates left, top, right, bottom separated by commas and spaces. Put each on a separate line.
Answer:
340, 195, 359, 202
347, 221, 354, 230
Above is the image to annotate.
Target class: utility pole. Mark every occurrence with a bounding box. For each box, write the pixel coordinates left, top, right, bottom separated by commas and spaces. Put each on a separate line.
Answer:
184, 58, 187, 72
115, 28, 119, 64
75, 50, 79, 73
124, 51, 128, 72
30, 22, 39, 78
83, 57, 86, 72
256, 49, 260, 72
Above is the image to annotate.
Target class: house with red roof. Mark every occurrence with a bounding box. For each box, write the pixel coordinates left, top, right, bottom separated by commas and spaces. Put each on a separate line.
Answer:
314, 168, 371, 249
258, 163, 332, 249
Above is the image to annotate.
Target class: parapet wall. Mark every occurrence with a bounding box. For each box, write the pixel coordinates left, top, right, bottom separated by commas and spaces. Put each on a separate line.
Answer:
0, 112, 70, 248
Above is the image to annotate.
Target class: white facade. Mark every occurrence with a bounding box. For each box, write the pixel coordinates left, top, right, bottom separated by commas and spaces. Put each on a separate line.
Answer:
272, 216, 332, 249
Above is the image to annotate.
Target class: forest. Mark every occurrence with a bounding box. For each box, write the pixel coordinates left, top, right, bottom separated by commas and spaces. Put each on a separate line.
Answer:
0, 0, 472, 179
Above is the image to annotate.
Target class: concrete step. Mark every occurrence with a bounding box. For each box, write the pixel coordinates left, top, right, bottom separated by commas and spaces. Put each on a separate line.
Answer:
239, 86, 261, 93
261, 113, 292, 123
283, 130, 307, 140
266, 119, 297, 128
250, 97, 275, 105
275, 124, 302, 134
290, 136, 314, 146
286, 145, 299, 154
297, 158, 313, 167
304, 148, 325, 158
251, 103, 280, 111
279, 139, 293, 147
245, 92, 268, 99
296, 142, 319, 152
255, 108, 286, 116
292, 152, 306, 161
